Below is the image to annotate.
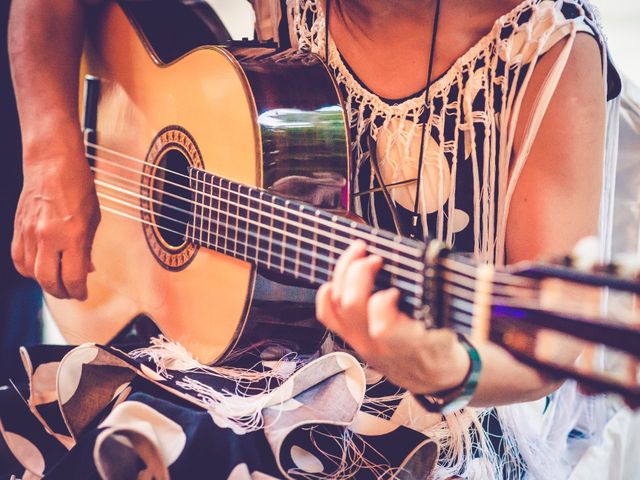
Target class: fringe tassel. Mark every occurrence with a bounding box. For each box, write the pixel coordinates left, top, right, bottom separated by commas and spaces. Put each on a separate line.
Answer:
130, 336, 302, 434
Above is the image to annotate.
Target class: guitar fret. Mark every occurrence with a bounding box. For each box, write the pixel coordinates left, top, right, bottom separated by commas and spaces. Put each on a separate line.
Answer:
293, 204, 305, 279
198, 170, 205, 247
279, 200, 287, 274
310, 211, 320, 284
255, 191, 267, 267
188, 170, 426, 307
329, 215, 338, 276
226, 178, 234, 254
221, 178, 230, 253
267, 195, 275, 270
214, 176, 221, 251
296, 206, 314, 281
231, 182, 239, 257
239, 185, 249, 261
189, 172, 196, 243
205, 173, 214, 249
391, 237, 401, 289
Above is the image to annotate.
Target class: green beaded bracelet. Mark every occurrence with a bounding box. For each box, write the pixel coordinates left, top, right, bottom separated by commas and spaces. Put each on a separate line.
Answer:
413, 333, 482, 414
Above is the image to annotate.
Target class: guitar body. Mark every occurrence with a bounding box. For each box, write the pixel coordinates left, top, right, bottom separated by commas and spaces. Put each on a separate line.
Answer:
46, 2, 349, 363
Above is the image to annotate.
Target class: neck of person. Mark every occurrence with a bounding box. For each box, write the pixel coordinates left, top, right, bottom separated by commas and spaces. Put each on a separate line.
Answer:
332, 0, 437, 38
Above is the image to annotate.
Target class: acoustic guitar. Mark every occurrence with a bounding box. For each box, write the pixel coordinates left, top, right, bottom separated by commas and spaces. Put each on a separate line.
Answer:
46, 1, 640, 405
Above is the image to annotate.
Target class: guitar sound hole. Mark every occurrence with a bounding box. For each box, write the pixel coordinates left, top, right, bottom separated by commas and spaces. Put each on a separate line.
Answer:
152, 148, 192, 249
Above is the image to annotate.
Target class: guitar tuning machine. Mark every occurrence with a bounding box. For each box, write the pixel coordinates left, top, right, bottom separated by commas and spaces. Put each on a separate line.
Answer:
568, 237, 640, 281
610, 253, 640, 281
569, 236, 601, 272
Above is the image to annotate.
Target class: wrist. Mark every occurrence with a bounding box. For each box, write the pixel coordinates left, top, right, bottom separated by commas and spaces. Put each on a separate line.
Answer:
413, 334, 482, 413
21, 115, 83, 163
415, 335, 471, 395
438, 339, 471, 392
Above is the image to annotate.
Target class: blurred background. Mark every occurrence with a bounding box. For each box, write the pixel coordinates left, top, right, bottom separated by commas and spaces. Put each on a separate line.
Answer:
591, 0, 640, 84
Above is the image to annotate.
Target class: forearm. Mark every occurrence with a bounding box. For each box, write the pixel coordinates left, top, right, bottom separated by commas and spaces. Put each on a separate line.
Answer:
405, 329, 564, 406
464, 35, 607, 407
468, 342, 561, 407
9, 0, 102, 299
9, 0, 88, 158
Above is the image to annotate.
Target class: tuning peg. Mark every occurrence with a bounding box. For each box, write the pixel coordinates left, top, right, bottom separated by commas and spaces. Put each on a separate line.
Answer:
611, 253, 640, 280
571, 237, 601, 272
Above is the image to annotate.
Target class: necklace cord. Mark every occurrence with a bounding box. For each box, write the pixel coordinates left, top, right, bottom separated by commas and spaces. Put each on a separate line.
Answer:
411, 0, 442, 238
324, 0, 442, 240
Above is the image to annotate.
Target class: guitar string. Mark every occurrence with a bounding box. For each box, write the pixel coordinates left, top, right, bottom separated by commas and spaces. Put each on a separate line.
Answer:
451, 307, 640, 393
86, 146, 538, 290
441, 268, 538, 297
95, 187, 545, 305
89, 140, 612, 300
93, 172, 425, 283
441, 256, 534, 287
87, 152, 425, 271
96, 188, 539, 306
445, 280, 640, 349
448, 294, 640, 391
85, 142, 424, 258
94, 177, 422, 282
99, 192, 640, 367
98, 196, 548, 322
84, 158, 640, 388
97, 201, 420, 306
91, 155, 614, 311
86, 142, 635, 294
442, 280, 568, 313
96, 193, 425, 303
98, 187, 545, 305
86, 142, 552, 291
94, 173, 543, 297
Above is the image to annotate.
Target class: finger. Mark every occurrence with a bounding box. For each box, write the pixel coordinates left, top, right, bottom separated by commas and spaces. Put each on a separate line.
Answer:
338, 255, 383, 321
86, 210, 100, 275
316, 283, 343, 335
60, 244, 90, 300
331, 240, 367, 302
318, 282, 374, 354
11, 231, 28, 278
19, 227, 38, 279
34, 247, 68, 299
368, 288, 403, 338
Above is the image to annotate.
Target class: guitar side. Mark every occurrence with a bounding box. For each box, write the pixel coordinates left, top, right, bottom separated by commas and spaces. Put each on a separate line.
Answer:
45, 2, 350, 363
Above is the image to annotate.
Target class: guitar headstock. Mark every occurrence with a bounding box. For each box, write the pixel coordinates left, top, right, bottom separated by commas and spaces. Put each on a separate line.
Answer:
434, 238, 640, 407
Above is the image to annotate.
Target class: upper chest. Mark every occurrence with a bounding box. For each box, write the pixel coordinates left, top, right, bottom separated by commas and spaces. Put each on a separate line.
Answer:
326, 0, 527, 100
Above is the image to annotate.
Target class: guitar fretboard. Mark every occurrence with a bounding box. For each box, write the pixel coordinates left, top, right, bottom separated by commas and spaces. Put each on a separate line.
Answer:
187, 168, 429, 316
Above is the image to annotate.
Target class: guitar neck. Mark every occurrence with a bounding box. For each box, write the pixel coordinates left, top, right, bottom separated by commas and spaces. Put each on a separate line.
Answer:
186, 169, 640, 408
187, 168, 430, 316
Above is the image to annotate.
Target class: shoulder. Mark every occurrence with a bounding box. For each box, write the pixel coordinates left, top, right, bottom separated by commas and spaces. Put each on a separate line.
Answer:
496, 0, 599, 52
495, 0, 621, 100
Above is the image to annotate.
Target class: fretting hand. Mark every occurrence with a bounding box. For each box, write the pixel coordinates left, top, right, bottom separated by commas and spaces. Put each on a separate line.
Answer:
12, 135, 100, 300
316, 240, 469, 395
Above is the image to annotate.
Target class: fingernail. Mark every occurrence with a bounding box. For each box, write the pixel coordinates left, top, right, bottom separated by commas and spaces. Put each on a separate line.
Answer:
353, 240, 366, 251
388, 288, 401, 299
369, 255, 382, 264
